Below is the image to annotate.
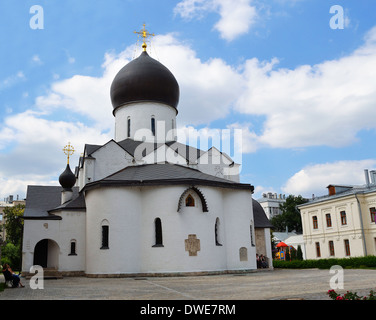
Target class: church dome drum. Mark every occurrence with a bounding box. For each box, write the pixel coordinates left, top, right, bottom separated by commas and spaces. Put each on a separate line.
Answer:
110, 51, 180, 113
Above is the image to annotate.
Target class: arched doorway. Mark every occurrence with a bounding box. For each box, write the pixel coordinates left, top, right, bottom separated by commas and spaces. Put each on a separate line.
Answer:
33, 239, 60, 269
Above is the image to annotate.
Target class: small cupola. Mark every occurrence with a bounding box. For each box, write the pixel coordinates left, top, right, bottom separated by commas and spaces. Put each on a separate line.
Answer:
59, 143, 76, 204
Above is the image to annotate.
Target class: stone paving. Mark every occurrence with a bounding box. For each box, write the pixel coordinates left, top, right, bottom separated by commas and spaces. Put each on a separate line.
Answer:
1, 268, 376, 300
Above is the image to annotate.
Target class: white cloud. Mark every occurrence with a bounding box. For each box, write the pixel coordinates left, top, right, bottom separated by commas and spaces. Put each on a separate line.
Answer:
0, 110, 111, 198
236, 26, 376, 149
151, 34, 243, 125
0, 71, 26, 91
282, 159, 376, 197
32, 55, 43, 64
174, 0, 258, 41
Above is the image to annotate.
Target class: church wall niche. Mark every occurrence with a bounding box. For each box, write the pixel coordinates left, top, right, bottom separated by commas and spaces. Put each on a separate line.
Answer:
239, 247, 248, 261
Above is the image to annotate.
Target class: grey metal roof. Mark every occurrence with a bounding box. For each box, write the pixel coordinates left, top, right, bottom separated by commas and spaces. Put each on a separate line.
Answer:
298, 184, 376, 207
84, 139, 204, 164
23, 186, 84, 219
253, 199, 273, 228
84, 163, 253, 191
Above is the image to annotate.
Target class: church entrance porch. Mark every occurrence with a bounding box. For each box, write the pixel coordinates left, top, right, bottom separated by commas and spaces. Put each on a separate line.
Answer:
33, 239, 60, 270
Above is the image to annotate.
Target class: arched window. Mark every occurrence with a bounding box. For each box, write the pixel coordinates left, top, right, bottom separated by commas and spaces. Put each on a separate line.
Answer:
215, 218, 222, 246
151, 117, 156, 136
101, 220, 109, 249
69, 239, 77, 255
153, 218, 163, 247
177, 187, 208, 212
127, 117, 131, 138
185, 194, 195, 207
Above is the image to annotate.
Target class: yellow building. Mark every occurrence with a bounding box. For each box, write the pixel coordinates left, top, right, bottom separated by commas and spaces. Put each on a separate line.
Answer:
298, 170, 376, 260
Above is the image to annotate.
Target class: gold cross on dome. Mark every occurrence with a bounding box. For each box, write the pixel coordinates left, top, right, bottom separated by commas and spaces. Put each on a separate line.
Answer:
63, 142, 75, 164
134, 23, 155, 52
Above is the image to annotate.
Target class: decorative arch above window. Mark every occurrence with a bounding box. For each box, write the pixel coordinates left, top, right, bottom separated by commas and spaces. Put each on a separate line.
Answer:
177, 187, 208, 212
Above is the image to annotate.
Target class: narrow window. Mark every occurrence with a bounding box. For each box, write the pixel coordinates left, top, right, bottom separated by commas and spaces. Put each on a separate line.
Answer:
185, 194, 195, 207
329, 241, 335, 256
370, 207, 376, 223
153, 218, 163, 247
340, 211, 347, 225
69, 240, 77, 255
250, 221, 255, 247
326, 214, 332, 227
101, 225, 109, 249
127, 117, 131, 138
315, 242, 321, 257
312, 216, 318, 229
151, 117, 155, 136
344, 239, 351, 256
215, 218, 222, 246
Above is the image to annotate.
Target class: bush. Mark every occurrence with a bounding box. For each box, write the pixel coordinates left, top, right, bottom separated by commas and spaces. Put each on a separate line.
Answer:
327, 289, 376, 300
273, 256, 376, 269
1, 242, 21, 270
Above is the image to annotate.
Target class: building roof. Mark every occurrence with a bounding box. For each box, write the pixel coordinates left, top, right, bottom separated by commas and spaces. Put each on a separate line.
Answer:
83, 163, 253, 191
23, 165, 274, 230
110, 51, 180, 113
298, 184, 376, 208
252, 199, 273, 228
23, 186, 83, 219
83, 139, 206, 165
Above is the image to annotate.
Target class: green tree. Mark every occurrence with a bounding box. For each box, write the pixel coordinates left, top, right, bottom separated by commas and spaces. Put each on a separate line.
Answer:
1, 242, 21, 268
270, 195, 308, 233
3, 204, 24, 246
2, 204, 24, 270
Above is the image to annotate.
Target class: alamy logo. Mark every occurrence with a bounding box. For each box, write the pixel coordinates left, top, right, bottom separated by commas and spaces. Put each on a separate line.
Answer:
329, 265, 344, 290
29, 5, 44, 30
329, 5, 345, 30
29, 265, 44, 289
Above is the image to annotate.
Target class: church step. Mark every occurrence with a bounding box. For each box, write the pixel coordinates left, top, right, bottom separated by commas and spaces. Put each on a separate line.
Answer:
24, 268, 63, 279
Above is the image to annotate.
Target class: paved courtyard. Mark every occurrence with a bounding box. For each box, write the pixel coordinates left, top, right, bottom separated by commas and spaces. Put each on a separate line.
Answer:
1, 268, 376, 300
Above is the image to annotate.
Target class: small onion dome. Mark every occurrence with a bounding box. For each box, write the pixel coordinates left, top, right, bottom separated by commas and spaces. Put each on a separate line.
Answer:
110, 51, 180, 114
59, 164, 76, 190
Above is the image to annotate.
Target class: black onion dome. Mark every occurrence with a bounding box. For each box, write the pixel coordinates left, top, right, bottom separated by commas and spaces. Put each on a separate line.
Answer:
59, 164, 76, 190
110, 51, 179, 114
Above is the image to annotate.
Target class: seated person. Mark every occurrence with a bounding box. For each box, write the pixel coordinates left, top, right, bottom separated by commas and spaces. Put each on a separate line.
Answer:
2, 263, 24, 288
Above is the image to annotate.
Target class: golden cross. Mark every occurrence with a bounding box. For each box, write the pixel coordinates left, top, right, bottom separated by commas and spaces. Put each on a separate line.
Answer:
134, 23, 155, 52
63, 142, 75, 164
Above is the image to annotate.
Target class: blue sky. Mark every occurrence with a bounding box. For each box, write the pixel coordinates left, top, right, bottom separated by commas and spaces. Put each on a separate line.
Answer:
1, 0, 376, 201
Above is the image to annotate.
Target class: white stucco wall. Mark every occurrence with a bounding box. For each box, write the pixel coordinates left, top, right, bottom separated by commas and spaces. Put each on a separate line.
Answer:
22, 210, 86, 273
84, 185, 256, 275
300, 191, 376, 259
114, 102, 177, 142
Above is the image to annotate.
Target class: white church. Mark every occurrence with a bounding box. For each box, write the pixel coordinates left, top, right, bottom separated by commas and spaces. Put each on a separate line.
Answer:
22, 27, 273, 277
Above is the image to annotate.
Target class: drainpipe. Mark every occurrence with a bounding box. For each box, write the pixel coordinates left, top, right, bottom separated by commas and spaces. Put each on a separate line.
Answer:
355, 193, 367, 256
